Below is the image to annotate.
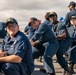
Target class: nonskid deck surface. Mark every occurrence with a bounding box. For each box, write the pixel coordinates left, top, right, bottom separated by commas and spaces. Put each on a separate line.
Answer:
32, 55, 76, 75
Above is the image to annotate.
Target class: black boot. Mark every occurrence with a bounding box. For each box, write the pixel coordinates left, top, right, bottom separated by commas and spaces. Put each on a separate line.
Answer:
68, 63, 75, 74
65, 71, 72, 75
63, 67, 71, 75
40, 68, 46, 73
63, 70, 72, 75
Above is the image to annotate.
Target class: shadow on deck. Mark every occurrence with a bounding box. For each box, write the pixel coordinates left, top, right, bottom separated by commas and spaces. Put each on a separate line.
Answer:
32, 55, 76, 75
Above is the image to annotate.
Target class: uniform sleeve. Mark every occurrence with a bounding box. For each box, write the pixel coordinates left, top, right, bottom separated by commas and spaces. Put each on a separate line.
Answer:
65, 12, 70, 25
55, 23, 66, 36
24, 25, 29, 32
0, 44, 3, 51
59, 23, 66, 34
72, 37, 76, 41
0, 40, 5, 51
14, 39, 27, 58
31, 23, 48, 41
72, 33, 76, 41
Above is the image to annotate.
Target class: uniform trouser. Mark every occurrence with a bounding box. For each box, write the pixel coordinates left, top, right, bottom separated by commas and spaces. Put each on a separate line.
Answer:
66, 41, 76, 58
43, 42, 58, 73
69, 45, 76, 64
0, 62, 29, 75
56, 39, 72, 71
32, 44, 45, 60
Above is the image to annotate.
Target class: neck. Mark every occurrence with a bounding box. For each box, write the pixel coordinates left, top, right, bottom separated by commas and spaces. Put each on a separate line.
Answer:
71, 8, 75, 11
53, 21, 58, 25
10, 35, 14, 39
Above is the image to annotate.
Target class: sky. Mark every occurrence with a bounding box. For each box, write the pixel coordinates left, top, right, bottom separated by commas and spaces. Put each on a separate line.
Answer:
0, 0, 76, 31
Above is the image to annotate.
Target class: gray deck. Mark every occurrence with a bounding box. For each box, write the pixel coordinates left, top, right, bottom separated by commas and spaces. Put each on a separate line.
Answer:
32, 55, 76, 75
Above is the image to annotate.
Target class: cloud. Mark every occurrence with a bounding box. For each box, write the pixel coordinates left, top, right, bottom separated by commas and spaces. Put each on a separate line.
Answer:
0, 0, 69, 10
0, 0, 76, 31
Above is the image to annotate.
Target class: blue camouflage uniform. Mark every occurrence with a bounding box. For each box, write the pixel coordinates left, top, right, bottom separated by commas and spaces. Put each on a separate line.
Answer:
69, 46, 76, 64
65, 9, 76, 25
43, 19, 53, 28
0, 31, 34, 75
24, 25, 36, 40
31, 22, 59, 74
66, 24, 76, 64
24, 25, 45, 60
32, 19, 52, 60
0, 22, 6, 38
51, 21, 72, 71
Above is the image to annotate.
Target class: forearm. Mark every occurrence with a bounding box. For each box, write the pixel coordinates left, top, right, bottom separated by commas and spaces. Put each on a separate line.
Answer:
0, 50, 3, 52
0, 50, 7, 57
0, 55, 22, 63
56, 32, 66, 40
30, 40, 40, 46
34, 40, 40, 44
56, 35, 65, 40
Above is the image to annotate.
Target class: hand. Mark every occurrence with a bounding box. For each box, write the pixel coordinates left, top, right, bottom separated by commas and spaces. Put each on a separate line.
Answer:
30, 40, 40, 46
0, 52, 8, 57
30, 40, 36, 46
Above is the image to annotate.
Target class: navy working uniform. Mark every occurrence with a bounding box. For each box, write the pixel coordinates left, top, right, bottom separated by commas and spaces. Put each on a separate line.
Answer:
32, 19, 53, 60
66, 15, 76, 68
0, 22, 6, 38
31, 21, 59, 74
65, 1, 76, 25
69, 27, 76, 64
65, 9, 76, 25
51, 21, 72, 71
24, 25, 36, 39
48, 11, 72, 72
43, 19, 52, 28
25, 17, 45, 60
0, 30, 34, 75
31, 17, 54, 60
69, 43, 76, 64
65, 23, 76, 74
